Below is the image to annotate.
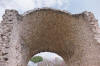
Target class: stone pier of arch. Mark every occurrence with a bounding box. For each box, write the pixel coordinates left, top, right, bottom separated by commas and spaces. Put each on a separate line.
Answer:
0, 8, 100, 66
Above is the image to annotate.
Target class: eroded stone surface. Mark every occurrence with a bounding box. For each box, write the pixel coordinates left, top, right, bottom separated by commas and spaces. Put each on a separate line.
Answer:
0, 8, 100, 66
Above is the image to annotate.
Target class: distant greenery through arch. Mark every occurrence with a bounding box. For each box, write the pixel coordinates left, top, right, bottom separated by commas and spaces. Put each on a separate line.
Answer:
28, 52, 66, 66
30, 56, 43, 63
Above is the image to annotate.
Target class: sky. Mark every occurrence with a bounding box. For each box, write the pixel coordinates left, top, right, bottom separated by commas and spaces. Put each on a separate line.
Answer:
68, 0, 100, 25
34, 52, 63, 60
0, 0, 69, 21
28, 52, 63, 66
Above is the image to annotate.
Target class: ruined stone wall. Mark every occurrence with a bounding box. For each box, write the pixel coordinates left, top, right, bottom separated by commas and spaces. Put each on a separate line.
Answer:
80, 11, 100, 43
0, 8, 100, 66
0, 10, 22, 66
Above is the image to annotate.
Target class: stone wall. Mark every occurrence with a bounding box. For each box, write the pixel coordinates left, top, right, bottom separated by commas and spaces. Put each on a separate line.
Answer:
0, 10, 22, 66
80, 11, 100, 43
0, 8, 100, 66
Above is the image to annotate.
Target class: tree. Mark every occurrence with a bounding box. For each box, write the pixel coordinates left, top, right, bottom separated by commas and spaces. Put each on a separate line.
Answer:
30, 56, 43, 63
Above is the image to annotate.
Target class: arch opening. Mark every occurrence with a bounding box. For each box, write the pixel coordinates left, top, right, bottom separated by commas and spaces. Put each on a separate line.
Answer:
27, 52, 66, 66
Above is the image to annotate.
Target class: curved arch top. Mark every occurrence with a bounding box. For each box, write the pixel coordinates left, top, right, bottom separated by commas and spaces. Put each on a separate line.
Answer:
22, 8, 72, 16
16, 8, 99, 66
2, 8, 100, 66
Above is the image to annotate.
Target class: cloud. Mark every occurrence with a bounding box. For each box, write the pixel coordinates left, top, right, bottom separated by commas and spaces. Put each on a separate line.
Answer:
0, 0, 70, 21
34, 52, 63, 61
33, 0, 69, 10
28, 61, 37, 66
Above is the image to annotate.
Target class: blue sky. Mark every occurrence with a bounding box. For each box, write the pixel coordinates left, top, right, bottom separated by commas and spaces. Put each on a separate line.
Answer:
0, 0, 100, 25
68, 0, 100, 25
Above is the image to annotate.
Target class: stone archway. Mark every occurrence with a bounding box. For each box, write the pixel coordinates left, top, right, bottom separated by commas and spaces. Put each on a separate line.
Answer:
1, 8, 100, 66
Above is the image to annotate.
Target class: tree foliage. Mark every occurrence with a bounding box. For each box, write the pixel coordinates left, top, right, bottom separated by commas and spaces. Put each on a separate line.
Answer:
30, 56, 43, 63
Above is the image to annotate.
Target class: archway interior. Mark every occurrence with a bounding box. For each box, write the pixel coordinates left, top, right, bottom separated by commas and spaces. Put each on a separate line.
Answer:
27, 52, 66, 66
